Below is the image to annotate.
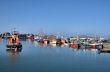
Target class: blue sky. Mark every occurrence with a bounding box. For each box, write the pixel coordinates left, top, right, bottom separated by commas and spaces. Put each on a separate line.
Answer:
0, 0, 110, 36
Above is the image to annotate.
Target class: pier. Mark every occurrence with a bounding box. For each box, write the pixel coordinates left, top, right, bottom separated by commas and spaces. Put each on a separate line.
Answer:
100, 48, 110, 53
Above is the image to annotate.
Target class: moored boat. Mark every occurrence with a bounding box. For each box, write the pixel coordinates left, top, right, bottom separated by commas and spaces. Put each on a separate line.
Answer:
89, 43, 103, 49
6, 32, 22, 49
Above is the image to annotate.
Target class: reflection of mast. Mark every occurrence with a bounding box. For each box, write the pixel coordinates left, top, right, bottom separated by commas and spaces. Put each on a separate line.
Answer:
7, 51, 19, 62
0, 37, 2, 42
6, 48, 22, 62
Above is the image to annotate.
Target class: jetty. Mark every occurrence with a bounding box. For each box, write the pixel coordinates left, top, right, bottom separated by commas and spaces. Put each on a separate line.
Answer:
99, 48, 110, 53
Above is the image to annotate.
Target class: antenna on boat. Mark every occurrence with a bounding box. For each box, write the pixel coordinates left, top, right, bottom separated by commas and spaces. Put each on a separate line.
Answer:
14, 28, 16, 32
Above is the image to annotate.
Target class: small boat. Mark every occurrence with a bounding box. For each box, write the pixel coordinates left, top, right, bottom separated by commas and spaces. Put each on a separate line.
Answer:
69, 43, 80, 48
89, 42, 103, 49
6, 31, 22, 49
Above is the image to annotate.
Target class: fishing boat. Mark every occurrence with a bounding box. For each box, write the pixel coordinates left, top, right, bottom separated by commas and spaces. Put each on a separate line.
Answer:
89, 42, 103, 49
6, 31, 22, 49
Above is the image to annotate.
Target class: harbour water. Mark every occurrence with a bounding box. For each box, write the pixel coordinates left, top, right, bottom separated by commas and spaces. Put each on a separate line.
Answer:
0, 39, 110, 72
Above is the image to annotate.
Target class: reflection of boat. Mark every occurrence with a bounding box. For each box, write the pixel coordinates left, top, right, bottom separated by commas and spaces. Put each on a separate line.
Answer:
50, 44, 56, 47
0, 37, 2, 43
99, 48, 110, 53
7, 43, 22, 48
6, 47, 22, 52
80, 43, 91, 49
6, 47, 22, 62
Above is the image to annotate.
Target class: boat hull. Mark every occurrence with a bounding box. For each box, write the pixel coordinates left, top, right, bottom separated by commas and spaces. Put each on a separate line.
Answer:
6, 44, 22, 48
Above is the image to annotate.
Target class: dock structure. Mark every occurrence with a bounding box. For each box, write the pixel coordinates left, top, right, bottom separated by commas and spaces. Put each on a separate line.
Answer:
103, 43, 110, 48
99, 48, 110, 53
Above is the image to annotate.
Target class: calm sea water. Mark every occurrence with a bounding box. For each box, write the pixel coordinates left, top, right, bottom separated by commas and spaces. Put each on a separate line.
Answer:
0, 39, 110, 72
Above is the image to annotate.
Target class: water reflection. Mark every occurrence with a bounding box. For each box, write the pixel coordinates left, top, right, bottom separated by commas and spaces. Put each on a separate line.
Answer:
5, 39, 23, 55
50, 44, 57, 47
0, 39, 110, 72
74, 48, 99, 54
6, 48, 22, 61
27, 39, 34, 43
32, 40, 110, 54
0, 39, 109, 57
6, 48, 22, 52
0, 37, 2, 43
